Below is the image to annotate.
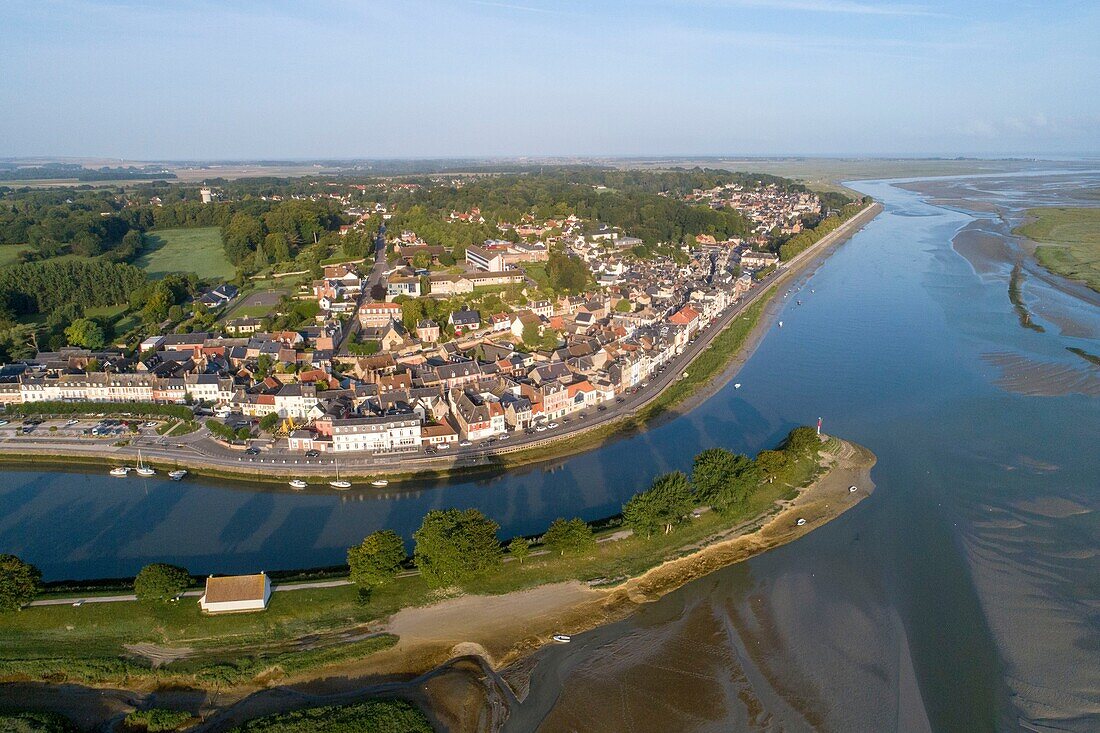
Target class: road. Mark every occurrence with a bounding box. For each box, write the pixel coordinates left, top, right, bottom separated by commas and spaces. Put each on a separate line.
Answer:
336, 224, 388, 354
0, 204, 880, 478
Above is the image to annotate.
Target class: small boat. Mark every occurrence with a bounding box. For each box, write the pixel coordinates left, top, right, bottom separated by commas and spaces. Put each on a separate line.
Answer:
329, 459, 351, 490
849, 485, 858, 493
552, 634, 572, 643
796, 518, 807, 526
734, 383, 741, 389
289, 479, 308, 490
109, 466, 131, 477
135, 451, 155, 477
168, 469, 187, 481
778, 321, 784, 328
370, 479, 389, 487
797, 300, 802, 306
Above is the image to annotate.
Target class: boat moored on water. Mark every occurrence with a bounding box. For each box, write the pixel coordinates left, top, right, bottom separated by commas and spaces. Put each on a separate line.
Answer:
329, 458, 351, 490
168, 470, 187, 481
734, 383, 741, 389
289, 479, 308, 490
135, 451, 155, 477
370, 479, 389, 487
109, 467, 130, 477
552, 634, 572, 643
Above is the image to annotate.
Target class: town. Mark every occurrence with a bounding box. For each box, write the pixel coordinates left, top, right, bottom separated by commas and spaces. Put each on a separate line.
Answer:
0, 172, 863, 464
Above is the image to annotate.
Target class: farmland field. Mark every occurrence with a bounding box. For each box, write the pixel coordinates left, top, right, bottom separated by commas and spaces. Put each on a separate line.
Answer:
135, 227, 234, 280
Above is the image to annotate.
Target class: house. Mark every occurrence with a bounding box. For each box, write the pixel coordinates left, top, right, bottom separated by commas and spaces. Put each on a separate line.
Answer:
417, 319, 440, 343
386, 273, 421, 299
510, 310, 542, 341
740, 250, 779, 270
225, 317, 261, 335
449, 309, 480, 335
199, 573, 272, 614
358, 302, 404, 327
199, 284, 239, 309
427, 273, 474, 296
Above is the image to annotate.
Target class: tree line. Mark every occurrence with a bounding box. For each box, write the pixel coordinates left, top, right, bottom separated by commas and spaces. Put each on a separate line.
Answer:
0, 428, 824, 612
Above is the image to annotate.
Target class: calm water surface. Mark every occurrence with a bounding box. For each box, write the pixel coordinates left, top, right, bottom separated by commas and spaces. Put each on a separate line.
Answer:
1, 174, 1097, 730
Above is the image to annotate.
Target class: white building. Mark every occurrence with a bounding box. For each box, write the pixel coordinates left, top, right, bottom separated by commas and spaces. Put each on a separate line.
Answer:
199, 573, 271, 614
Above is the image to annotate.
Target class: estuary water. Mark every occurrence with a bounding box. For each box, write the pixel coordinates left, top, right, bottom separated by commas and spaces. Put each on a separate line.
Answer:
1, 173, 1098, 729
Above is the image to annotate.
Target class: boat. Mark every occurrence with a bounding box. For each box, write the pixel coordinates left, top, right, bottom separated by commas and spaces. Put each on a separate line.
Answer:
778, 321, 784, 328
135, 451, 155, 477
734, 383, 741, 389
849, 485, 858, 493
370, 479, 389, 487
796, 518, 807, 526
329, 459, 351, 490
552, 634, 572, 643
289, 479, 308, 490
109, 466, 131, 477
168, 469, 187, 481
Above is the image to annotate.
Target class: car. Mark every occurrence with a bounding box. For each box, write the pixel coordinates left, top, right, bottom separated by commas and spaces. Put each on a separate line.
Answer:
65, 419, 79, 426
72, 600, 85, 608
424, 447, 437, 454
498, 433, 509, 440
485, 438, 497, 445
597, 405, 607, 412
144, 421, 158, 428
305, 449, 320, 458
562, 417, 571, 424
244, 447, 260, 455
0, 420, 8, 426
535, 425, 547, 432
578, 413, 586, 419
459, 440, 472, 447
437, 443, 450, 449
21, 426, 33, 434
615, 397, 624, 403
548, 422, 559, 429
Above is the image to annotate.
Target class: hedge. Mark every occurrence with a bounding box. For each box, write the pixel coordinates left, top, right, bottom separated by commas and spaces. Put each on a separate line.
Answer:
4, 401, 194, 420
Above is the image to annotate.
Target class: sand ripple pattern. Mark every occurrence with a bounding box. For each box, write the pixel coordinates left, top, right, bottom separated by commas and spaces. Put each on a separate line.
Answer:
982, 351, 1100, 397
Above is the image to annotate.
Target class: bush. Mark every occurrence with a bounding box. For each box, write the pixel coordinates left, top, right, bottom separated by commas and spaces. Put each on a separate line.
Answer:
123, 709, 192, 732
134, 563, 191, 603
0, 711, 75, 732
5, 401, 193, 420
206, 419, 236, 441
0, 554, 41, 611
347, 530, 406, 592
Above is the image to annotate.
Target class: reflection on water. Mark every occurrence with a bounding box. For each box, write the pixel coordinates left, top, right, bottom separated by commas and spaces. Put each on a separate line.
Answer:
505, 174, 1100, 732
0, 173, 1097, 730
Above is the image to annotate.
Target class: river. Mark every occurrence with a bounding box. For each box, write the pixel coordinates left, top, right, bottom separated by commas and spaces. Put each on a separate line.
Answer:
2, 172, 1098, 730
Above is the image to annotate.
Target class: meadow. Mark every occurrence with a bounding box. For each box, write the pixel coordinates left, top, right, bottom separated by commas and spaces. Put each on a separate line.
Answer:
135, 227, 235, 280
1016, 207, 1100, 292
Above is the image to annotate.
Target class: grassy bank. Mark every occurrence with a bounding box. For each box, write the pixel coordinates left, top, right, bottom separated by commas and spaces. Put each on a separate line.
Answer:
0, 435, 839, 689
1015, 207, 1100, 292
229, 699, 432, 733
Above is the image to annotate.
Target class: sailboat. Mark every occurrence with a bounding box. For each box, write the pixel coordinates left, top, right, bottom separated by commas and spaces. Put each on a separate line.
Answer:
135, 450, 155, 477
329, 458, 351, 490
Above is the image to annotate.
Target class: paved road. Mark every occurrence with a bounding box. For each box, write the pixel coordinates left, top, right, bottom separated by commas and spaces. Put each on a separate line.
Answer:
336, 224, 388, 355
0, 205, 879, 478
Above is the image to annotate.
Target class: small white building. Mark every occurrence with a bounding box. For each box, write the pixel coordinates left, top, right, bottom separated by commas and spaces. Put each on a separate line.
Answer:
199, 572, 272, 614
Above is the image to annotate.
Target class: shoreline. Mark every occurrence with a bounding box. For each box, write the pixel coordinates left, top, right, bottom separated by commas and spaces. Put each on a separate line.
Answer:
0, 439, 876, 728
0, 203, 882, 486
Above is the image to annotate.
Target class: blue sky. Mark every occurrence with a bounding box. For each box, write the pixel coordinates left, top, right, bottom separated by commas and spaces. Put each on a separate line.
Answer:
2, 0, 1098, 159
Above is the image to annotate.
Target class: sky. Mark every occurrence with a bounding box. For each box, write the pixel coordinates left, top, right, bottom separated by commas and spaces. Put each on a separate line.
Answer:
2, 0, 1099, 159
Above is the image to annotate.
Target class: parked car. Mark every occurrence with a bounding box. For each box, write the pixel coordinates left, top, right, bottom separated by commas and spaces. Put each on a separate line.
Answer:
459, 440, 472, 447
305, 449, 320, 458
244, 447, 260, 455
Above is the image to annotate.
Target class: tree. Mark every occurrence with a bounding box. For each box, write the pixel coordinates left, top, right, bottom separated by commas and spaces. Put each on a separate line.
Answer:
223, 212, 264, 264
412, 251, 431, 269
508, 536, 531, 564
784, 426, 821, 456
623, 471, 693, 537
347, 530, 406, 591
690, 448, 739, 503
0, 554, 41, 611
413, 508, 502, 587
541, 517, 595, 556
63, 318, 106, 350
258, 412, 280, 432
265, 231, 292, 263
614, 298, 632, 313
755, 449, 789, 483
134, 562, 190, 603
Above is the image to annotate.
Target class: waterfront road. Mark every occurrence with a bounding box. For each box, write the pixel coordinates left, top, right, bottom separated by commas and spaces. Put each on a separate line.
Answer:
0, 204, 880, 480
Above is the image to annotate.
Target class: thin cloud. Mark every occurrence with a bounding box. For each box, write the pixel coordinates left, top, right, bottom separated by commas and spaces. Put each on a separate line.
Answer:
468, 0, 561, 14
693, 0, 937, 17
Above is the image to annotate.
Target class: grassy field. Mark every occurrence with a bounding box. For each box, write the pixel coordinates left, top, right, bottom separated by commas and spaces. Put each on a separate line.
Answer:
1015, 207, 1100, 292
0, 243, 33, 268
135, 227, 234, 280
